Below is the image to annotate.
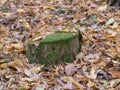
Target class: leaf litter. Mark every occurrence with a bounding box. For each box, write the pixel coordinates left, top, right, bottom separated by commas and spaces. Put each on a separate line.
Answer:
0, 0, 120, 89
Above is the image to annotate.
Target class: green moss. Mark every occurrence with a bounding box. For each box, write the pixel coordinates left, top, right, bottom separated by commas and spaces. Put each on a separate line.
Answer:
27, 32, 80, 66
35, 38, 75, 66
64, 56, 71, 62
41, 33, 78, 43
26, 44, 36, 64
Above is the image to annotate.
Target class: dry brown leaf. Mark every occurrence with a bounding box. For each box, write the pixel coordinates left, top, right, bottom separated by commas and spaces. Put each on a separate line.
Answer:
8, 78, 15, 87
30, 67, 41, 74
11, 43, 24, 50
7, 59, 24, 69
90, 67, 97, 79
0, 25, 7, 36
0, 0, 120, 89
85, 67, 97, 79
109, 70, 120, 78
23, 21, 31, 30
32, 36, 42, 41
87, 80, 95, 87
65, 64, 77, 76
6, 45, 13, 51
97, 5, 107, 11
34, 85, 46, 90
0, 38, 3, 50
24, 68, 32, 77
110, 79, 120, 88
17, 9, 26, 15
64, 76, 85, 90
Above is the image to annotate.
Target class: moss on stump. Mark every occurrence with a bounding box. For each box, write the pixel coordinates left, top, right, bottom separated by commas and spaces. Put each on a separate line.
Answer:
27, 32, 81, 66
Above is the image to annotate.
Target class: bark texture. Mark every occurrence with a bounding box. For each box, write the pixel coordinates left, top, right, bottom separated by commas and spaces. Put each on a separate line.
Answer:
26, 32, 81, 66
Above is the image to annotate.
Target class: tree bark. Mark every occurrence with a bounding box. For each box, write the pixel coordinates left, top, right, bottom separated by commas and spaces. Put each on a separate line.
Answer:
26, 32, 82, 66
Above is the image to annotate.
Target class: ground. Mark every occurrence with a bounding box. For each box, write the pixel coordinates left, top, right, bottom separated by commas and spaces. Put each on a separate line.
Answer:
0, 0, 120, 89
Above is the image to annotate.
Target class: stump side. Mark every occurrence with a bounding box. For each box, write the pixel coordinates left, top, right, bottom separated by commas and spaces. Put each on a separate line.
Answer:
26, 44, 36, 64
34, 32, 80, 66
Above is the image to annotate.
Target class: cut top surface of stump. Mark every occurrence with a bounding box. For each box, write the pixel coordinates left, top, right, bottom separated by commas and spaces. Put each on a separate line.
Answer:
41, 32, 78, 43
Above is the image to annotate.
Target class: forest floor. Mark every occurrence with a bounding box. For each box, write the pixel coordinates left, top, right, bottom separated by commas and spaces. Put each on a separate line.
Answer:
0, 0, 120, 90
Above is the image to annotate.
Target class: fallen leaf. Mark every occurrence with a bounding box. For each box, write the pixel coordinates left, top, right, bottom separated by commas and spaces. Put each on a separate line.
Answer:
0, 0, 7, 4
106, 18, 115, 25
0, 38, 3, 50
87, 80, 95, 87
43, 5, 55, 10
97, 5, 107, 11
32, 36, 42, 41
7, 59, 24, 69
23, 21, 31, 30
112, 22, 119, 29
90, 67, 97, 79
11, 43, 24, 50
0, 63, 7, 69
35, 85, 46, 90
19, 83, 30, 90
0, 59, 9, 64
0, 24, 7, 36
110, 79, 120, 88
109, 70, 120, 78
24, 68, 32, 77
65, 64, 77, 76
30, 67, 41, 74
107, 30, 117, 38
64, 76, 85, 90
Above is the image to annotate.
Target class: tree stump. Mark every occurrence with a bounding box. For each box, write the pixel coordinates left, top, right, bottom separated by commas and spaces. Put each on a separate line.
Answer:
26, 32, 82, 66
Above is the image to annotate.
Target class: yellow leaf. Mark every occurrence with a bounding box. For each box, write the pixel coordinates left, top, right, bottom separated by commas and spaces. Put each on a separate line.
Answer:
101, 1, 107, 5
30, 67, 41, 74
3, 13, 13, 16
14, 59, 24, 68
17, 9, 25, 13
11, 43, 24, 50
6, 45, 13, 51
17, 9, 25, 15
7, 59, 24, 68
62, 28, 69, 33
0, 63, 7, 69
23, 21, 31, 30
0, 25, 7, 36
43, 5, 55, 10
48, 0, 55, 4
0, 38, 3, 50
112, 22, 119, 29
0, 0, 7, 4
87, 80, 95, 87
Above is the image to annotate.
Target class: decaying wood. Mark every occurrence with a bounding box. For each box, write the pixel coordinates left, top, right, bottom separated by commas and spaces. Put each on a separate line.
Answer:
26, 32, 82, 66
